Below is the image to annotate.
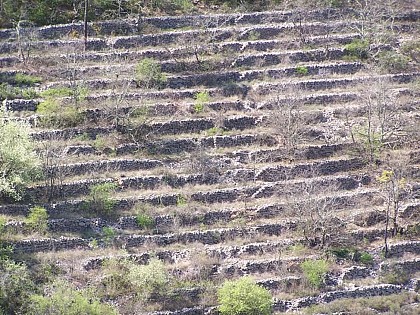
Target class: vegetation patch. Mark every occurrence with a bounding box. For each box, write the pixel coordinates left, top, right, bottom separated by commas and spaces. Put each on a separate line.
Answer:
218, 277, 273, 315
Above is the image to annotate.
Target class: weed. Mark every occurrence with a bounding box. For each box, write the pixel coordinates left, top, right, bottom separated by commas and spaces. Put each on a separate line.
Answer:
13, 73, 41, 86
206, 127, 224, 136
177, 194, 187, 206
296, 65, 309, 76
247, 30, 260, 41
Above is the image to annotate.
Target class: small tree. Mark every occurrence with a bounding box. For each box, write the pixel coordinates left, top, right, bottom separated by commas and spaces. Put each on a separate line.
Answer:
377, 152, 412, 257
269, 85, 305, 158
0, 116, 41, 201
218, 277, 273, 315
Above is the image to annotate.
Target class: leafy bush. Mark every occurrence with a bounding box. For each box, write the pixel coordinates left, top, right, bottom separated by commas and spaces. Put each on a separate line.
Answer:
27, 279, 117, 315
102, 226, 116, 245
25, 206, 48, 234
359, 252, 374, 265
301, 259, 329, 288
37, 98, 84, 128
40, 87, 73, 98
330, 247, 374, 265
87, 182, 118, 216
218, 276, 273, 315
13, 73, 42, 86
136, 212, 154, 230
296, 65, 309, 75
0, 119, 41, 201
128, 258, 169, 300
344, 39, 370, 60
136, 58, 167, 89
0, 259, 35, 314
194, 91, 210, 113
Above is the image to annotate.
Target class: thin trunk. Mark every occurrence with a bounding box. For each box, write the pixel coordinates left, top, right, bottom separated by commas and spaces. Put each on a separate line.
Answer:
84, 0, 88, 51
384, 193, 391, 258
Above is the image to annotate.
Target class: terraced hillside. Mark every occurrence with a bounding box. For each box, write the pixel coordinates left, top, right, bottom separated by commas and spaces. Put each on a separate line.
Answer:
1, 2, 419, 314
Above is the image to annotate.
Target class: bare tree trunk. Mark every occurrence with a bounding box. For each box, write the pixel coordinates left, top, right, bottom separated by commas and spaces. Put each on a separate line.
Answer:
384, 194, 391, 258
84, 0, 88, 51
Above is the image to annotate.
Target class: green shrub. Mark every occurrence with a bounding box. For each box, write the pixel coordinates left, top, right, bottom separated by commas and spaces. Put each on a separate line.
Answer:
13, 73, 42, 86
330, 247, 373, 265
0, 259, 35, 314
0, 119, 41, 201
87, 182, 118, 216
129, 258, 169, 300
359, 252, 374, 265
296, 65, 309, 76
136, 212, 154, 230
218, 276, 273, 315
102, 226, 116, 245
40, 87, 73, 98
25, 206, 48, 234
377, 50, 410, 73
344, 38, 370, 60
136, 58, 167, 89
21, 88, 39, 99
37, 98, 84, 128
27, 279, 117, 315
301, 259, 329, 288
194, 91, 210, 113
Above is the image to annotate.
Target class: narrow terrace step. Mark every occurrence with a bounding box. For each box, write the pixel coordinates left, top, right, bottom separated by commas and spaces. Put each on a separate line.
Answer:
3, 33, 359, 68
36, 133, 277, 155
6, 188, 375, 235
2, 8, 418, 43
9, 221, 296, 253
0, 8, 356, 41
44, 61, 364, 90
82, 238, 298, 270
25, 157, 367, 199
0, 174, 371, 216
38, 46, 356, 80
39, 72, 419, 109
0, 19, 363, 54
42, 142, 350, 178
